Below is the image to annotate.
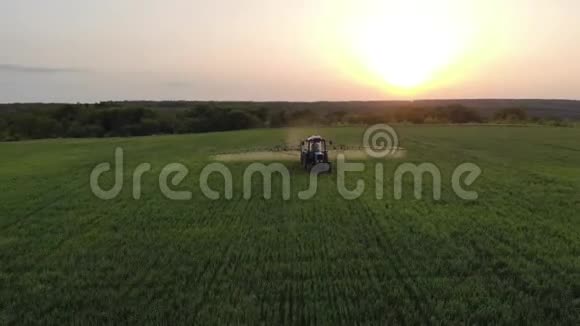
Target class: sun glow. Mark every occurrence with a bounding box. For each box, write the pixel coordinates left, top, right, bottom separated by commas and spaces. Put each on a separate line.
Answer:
327, 0, 488, 95
353, 6, 460, 89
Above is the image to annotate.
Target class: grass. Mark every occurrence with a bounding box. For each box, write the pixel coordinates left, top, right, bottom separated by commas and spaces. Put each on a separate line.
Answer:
0, 126, 579, 324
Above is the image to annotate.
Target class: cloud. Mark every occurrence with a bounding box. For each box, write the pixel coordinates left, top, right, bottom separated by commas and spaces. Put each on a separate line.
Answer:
0, 64, 85, 74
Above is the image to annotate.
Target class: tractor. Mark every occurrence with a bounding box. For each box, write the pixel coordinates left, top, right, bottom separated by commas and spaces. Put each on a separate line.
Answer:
300, 135, 331, 173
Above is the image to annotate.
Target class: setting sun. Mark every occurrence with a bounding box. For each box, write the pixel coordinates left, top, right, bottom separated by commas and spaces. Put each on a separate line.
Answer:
328, 0, 484, 94
352, 5, 462, 89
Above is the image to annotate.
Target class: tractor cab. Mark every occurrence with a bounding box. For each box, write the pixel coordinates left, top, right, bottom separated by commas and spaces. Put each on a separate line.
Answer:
300, 136, 331, 172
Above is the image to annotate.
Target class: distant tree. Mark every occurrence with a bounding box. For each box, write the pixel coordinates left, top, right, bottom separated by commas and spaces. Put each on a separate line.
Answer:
187, 104, 212, 118
288, 109, 320, 126
225, 110, 261, 130
49, 104, 82, 132
270, 110, 288, 128
250, 107, 269, 124
184, 104, 226, 132
95, 101, 117, 109
8, 114, 61, 139
51, 104, 80, 121
141, 118, 161, 135
356, 114, 383, 125
325, 111, 348, 124
432, 105, 482, 123
174, 117, 197, 134
406, 107, 428, 124
122, 118, 161, 136
345, 114, 365, 125
157, 113, 179, 134
540, 116, 573, 127
0, 116, 7, 140
66, 121, 87, 138
2, 100, 576, 142
494, 108, 528, 121
96, 107, 156, 136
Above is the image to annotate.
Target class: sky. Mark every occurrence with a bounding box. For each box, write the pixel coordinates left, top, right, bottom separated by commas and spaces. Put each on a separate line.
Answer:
0, 0, 579, 102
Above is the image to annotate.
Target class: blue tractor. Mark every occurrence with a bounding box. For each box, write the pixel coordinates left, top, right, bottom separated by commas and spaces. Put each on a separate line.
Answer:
300, 135, 331, 173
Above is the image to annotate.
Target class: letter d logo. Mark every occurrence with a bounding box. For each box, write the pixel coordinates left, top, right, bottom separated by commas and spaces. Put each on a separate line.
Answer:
90, 147, 124, 200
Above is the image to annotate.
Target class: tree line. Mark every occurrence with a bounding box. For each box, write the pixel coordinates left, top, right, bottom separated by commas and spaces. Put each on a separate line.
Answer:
0, 102, 572, 141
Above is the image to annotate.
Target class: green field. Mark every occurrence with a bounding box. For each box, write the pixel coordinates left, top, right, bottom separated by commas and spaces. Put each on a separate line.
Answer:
1, 126, 579, 324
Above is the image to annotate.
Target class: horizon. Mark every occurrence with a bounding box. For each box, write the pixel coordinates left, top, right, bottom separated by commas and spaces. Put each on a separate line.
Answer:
1, 0, 579, 102
3, 98, 580, 105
